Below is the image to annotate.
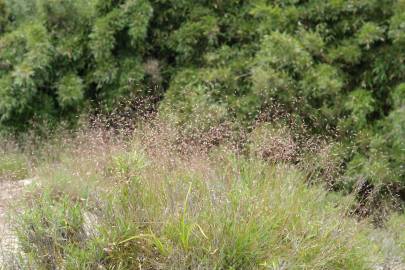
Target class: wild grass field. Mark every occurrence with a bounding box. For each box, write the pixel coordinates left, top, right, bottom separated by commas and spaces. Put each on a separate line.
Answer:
0, 0, 404, 269
0, 120, 404, 270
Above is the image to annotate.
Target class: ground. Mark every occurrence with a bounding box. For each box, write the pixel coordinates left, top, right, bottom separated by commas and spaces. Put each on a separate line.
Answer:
0, 179, 33, 267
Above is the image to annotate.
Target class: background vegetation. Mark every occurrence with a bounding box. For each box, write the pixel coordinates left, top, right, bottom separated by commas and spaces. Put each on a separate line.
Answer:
0, 0, 404, 268
0, 0, 403, 199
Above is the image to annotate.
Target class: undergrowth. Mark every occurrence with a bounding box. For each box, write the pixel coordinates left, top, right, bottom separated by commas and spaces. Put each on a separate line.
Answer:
5, 122, 403, 270
0, 140, 30, 181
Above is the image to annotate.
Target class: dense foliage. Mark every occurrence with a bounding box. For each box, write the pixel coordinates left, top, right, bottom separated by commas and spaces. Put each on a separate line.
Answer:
0, 1, 404, 193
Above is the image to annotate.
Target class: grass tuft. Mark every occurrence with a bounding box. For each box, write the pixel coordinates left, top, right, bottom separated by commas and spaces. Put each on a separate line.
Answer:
3, 123, 403, 269
0, 153, 29, 181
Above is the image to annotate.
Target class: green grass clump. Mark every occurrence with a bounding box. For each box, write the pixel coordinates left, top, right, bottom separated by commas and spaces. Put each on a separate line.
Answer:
0, 153, 29, 181
16, 194, 87, 268
383, 213, 405, 260
12, 134, 393, 270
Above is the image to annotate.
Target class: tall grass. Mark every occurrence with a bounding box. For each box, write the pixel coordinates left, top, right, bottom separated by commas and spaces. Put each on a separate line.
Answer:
0, 140, 30, 181
7, 122, 397, 269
